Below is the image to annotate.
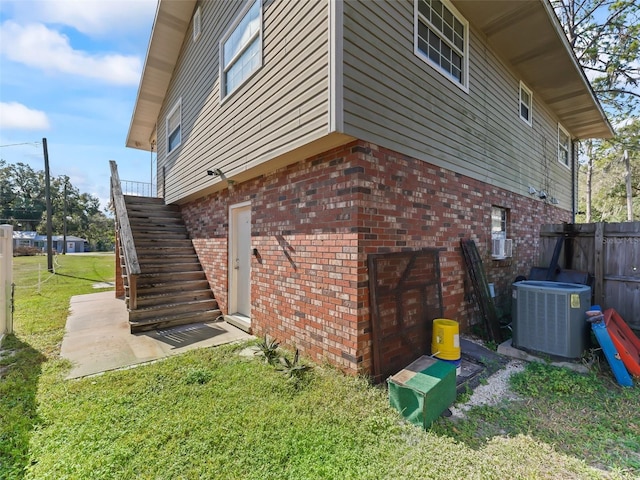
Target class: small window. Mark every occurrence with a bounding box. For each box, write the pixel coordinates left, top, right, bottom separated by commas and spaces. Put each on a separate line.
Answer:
558, 123, 571, 167
519, 82, 532, 125
415, 0, 469, 90
166, 100, 181, 154
491, 206, 512, 259
491, 206, 507, 239
193, 7, 202, 42
221, 0, 262, 98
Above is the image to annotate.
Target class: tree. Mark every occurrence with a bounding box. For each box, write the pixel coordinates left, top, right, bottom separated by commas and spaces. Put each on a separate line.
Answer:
0, 160, 45, 230
552, 0, 639, 222
576, 119, 640, 222
553, 0, 640, 118
0, 159, 114, 251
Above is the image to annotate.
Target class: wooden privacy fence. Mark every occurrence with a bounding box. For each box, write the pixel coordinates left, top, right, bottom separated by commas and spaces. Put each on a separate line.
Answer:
539, 222, 640, 332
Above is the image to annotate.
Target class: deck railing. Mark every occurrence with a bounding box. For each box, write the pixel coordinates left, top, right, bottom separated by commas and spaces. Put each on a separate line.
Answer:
120, 179, 154, 197
110, 160, 141, 310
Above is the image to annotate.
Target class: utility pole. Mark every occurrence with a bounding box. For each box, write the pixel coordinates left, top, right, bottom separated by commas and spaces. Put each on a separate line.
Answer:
63, 179, 68, 254
43, 138, 54, 272
624, 149, 633, 221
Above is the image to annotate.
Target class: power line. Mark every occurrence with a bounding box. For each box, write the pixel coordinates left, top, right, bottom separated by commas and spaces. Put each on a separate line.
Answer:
0, 142, 41, 148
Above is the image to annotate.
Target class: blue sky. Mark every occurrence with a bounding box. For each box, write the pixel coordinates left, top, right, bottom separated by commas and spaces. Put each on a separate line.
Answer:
0, 0, 157, 209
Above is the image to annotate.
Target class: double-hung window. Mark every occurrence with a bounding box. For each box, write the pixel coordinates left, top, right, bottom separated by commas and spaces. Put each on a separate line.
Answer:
166, 100, 181, 154
415, 0, 469, 90
519, 82, 532, 126
558, 124, 571, 167
491, 206, 513, 259
491, 206, 507, 241
221, 0, 262, 99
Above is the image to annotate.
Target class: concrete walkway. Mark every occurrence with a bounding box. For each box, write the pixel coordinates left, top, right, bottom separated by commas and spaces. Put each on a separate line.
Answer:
61, 291, 252, 379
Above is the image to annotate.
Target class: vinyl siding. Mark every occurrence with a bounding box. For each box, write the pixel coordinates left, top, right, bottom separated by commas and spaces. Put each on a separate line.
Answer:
157, 0, 330, 204
341, 0, 574, 209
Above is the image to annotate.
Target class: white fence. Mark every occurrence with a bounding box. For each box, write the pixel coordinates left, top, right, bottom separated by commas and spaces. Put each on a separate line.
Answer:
0, 225, 13, 339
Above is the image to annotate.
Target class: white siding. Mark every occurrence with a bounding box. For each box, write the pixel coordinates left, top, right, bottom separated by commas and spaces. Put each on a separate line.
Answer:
157, 0, 330, 204
341, 0, 573, 208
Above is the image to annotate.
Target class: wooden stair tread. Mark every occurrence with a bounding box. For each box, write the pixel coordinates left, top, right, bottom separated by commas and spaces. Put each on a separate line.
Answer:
129, 309, 222, 333
118, 194, 218, 334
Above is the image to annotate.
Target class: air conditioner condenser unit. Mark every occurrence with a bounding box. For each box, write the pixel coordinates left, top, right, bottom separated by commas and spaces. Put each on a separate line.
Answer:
512, 280, 591, 359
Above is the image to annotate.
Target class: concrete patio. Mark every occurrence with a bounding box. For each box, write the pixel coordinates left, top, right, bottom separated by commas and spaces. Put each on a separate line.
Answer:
61, 291, 252, 379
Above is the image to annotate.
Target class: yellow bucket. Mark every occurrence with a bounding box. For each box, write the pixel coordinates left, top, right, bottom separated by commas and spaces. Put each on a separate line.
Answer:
431, 319, 460, 361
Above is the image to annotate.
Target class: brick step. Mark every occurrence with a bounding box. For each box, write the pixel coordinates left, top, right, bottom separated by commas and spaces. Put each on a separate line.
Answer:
128, 298, 219, 322
129, 309, 222, 333
136, 289, 215, 308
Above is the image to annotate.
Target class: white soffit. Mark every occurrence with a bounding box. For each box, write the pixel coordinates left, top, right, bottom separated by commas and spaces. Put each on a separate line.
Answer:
453, 0, 613, 139
127, 0, 197, 150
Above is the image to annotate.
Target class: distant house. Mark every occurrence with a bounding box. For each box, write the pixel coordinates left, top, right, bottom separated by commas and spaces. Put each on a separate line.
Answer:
12, 231, 45, 250
13, 231, 87, 254
122, 0, 612, 375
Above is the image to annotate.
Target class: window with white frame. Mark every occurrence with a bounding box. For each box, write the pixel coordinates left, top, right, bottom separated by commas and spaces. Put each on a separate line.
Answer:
193, 6, 202, 42
519, 82, 532, 125
415, 0, 468, 90
558, 123, 571, 167
491, 206, 507, 240
221, 0, 262, 98
166, 100, 181, 154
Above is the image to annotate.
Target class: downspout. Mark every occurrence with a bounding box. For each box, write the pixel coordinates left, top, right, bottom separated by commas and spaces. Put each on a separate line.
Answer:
571, 140, 576, 221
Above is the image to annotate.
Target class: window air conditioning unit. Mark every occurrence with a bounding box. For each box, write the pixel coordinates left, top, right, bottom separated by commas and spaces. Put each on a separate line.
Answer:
491, 238, 513, 259
512, 281, 591, 359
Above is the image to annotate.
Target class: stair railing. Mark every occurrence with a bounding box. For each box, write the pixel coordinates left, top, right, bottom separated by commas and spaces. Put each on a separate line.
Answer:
110, 160, 141, 310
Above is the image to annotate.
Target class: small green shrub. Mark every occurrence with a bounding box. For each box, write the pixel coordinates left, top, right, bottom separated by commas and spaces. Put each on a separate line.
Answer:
255, 334, 280, 365
277, 348, 311, 381
184, 368, 212, 385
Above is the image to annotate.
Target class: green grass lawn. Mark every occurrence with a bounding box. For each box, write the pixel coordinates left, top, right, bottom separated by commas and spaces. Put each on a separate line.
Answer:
1, 254, 638, 479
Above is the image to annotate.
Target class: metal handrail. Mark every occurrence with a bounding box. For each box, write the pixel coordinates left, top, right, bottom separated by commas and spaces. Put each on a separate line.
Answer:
120, 179, 154, 197
110, 160, 140, 309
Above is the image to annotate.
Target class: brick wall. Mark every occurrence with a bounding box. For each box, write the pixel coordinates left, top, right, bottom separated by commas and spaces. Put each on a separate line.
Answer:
180, 140, 571, 374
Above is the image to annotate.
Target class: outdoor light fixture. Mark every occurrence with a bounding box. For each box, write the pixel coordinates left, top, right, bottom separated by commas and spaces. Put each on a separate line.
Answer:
528, 186, 538, 195
206, 168, 235, 185
538, 190, 548, 200
550, 197, 559, 205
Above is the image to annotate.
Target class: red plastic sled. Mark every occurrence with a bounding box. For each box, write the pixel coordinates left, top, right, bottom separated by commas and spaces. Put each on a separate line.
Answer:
604, 308, 640, 377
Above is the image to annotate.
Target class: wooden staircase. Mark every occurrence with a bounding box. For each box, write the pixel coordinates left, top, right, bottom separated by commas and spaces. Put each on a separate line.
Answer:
119, 195, 221, 333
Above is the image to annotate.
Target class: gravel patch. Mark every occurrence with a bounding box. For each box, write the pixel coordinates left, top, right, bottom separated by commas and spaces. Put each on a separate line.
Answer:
450, 360, 526, 418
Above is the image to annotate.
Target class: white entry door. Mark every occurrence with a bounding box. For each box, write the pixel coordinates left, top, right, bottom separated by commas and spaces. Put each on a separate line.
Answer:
229, 203, 251, 322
